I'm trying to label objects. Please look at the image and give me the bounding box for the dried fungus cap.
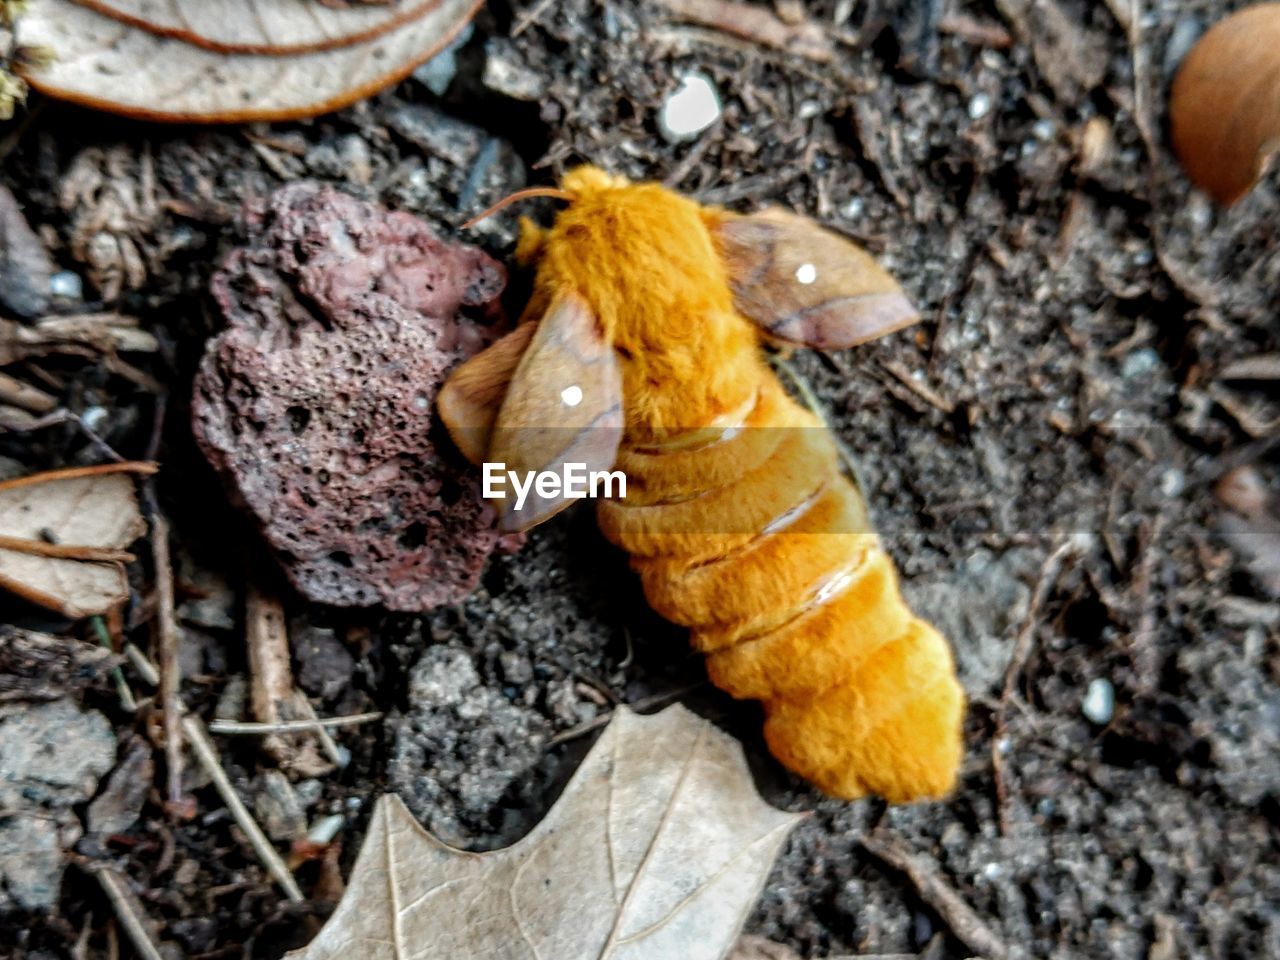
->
[1169,2,1280,205]
[192,182,509,611]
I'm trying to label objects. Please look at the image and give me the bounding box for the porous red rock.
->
[192,182,508,610]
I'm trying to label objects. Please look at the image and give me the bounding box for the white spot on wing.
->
[795,263,818,285]
[561,385,584,407]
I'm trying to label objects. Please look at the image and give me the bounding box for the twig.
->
[511,0,558,36]
[656,0,838,62]
[697,167,806,205]
[0,460,156,491]
[208,712,383,735]
[150,511,187,819]
[860,830,1010,960]
[850,98,910,209]
[938,12,1014,48]
[91,615,136,713]
[0,312,159,365]
[183,714,306,902]
[292,693,346,767]
[1128,510,1166,694]
[123,642,159,686]
[547,685,704,747]
[0,370,56,412]
[247,584,294,727]
[0,534,135,563]
[1125,0,1159,164]
[88,864,165,960]
[992,536,1088,835]
[878,359,956,414]
[246,585,333,776]
[122,643,305,902]
[664,132,716,190]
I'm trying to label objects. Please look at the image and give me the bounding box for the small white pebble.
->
[81,405,109,431]
[658,71,722,143]
[983,862,1003,880]
[841,197,864,220]
[1082,678,1115,725]
[49,270,83,300]
[968,92,992,120]
[413,394,430,411]
[1161,468,1185,498]
[307,814,345,845]
[1032,118,1056,142]
[798,99,822,120]
[1122,347,1161,380]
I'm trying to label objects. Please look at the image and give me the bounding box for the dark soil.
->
[2,1,1279,958]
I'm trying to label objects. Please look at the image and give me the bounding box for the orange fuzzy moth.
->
[438,167,964,802]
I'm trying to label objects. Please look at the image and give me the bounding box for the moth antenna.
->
[462,187,574,229]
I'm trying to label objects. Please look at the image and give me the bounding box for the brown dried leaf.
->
[1169,3,1280,205]
[0,462,154,618]
[288,705,802,960]
[18,0,481,122]
[76,0,453,54]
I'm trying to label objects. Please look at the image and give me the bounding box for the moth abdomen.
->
[598,380,964,802]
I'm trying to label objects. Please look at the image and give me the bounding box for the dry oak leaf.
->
[0,461,155,618]
[16,0,482,122]
[1169,2,1280,205]
[288,705,802,960]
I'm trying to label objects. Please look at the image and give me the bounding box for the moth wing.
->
[489,291,623,532]
[438,322,538,465]
[713,207,920,350]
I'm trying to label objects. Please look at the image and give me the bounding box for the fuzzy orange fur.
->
[514,167,965,802]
